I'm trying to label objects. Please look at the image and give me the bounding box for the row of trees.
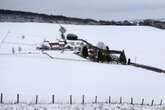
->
[81,45,127,64]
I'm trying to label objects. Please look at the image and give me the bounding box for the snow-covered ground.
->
[1,103,165,110]
[0,23,165,108]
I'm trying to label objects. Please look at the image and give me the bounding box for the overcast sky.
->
[1,0,165,20]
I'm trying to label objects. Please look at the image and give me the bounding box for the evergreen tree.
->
[119,50,127,64]
[81,46,88,58]
[105,46,111,63]
[97,50,103,62]
[128,58,131,65]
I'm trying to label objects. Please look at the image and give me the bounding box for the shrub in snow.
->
[97,46,111,63]
[97,41,106,49]
[12,47,15,54]
[18,47,22,53]
[21,35,25,39]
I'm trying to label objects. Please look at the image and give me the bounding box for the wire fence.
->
[0,93,164,106]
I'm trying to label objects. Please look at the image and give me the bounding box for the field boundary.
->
[0,93,164,107]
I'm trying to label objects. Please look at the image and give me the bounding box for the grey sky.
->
[1,0,165,20]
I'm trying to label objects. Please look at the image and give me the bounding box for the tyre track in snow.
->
[42,51,89,62]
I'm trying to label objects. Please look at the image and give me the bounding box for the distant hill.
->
[0,9,100,25]
[0,9,165,29]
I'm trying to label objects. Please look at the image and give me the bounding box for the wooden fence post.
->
[109,96,111,104]
[160,99,163,106]
[82,95,85,104]
[151,99,154,106]
[141,98,144,105]
[35,95,38,104]
[120,97,122,104]
[131,97,133,105]
[52,94,55,104]
[70,95,72,104]
[95,96,97,104]
[17,94,19,104]
[0,93,3,104]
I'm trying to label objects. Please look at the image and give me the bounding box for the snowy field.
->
[1,103,165,110]
[0,23,165,109]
